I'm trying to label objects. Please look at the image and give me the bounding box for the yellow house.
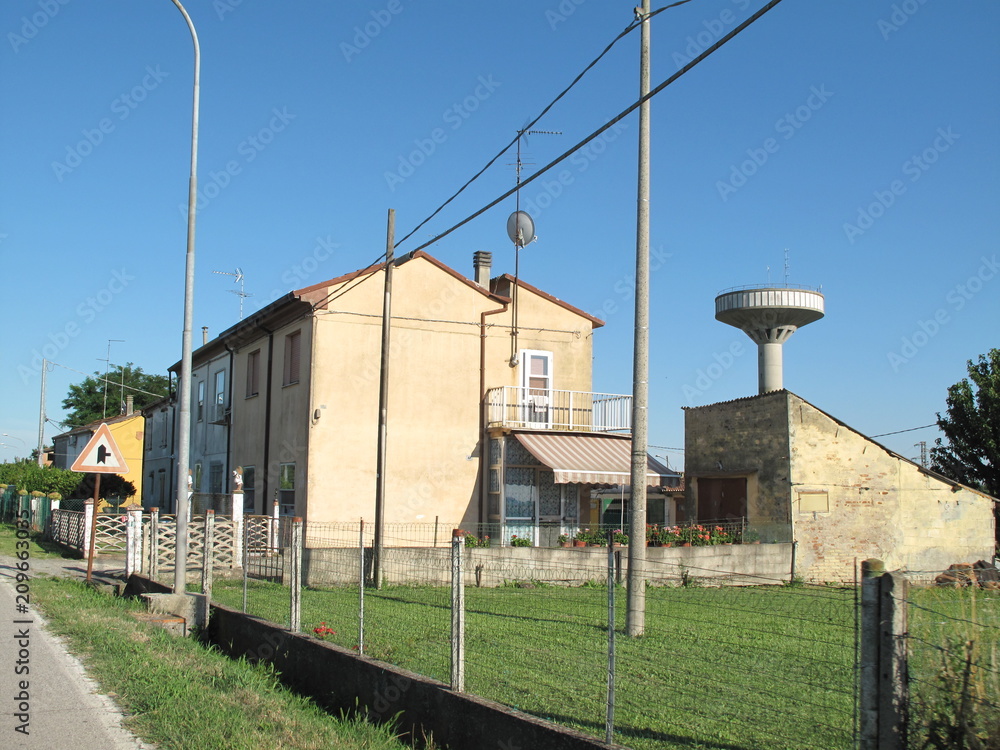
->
[204,250,675,540]
[52,411,145,508]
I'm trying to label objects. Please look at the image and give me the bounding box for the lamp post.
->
[168,0,201,595]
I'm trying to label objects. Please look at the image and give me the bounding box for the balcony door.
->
[520,349,552,428]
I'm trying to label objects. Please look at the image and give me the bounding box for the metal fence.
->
[900,564,1000,749]
[213,523,859,750]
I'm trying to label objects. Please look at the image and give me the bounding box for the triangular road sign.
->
[70,423,129,474]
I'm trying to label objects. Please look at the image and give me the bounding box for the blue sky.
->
[1,0,997,470]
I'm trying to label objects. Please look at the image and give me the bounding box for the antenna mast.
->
[213,268,252,320]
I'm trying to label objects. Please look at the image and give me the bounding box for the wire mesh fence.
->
[204,524,860,749]
[901,564,1000,749]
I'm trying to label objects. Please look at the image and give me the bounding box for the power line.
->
[870,423,937,438]
[402,0,787,256]
[47,360,167,399]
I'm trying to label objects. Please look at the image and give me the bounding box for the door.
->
[697,477,748,521]
[520,350,552,427]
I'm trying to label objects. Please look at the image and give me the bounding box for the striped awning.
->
[513,432,677,487]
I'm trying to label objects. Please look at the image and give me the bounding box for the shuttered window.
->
[246,349,260,397]
[283,331,301,386]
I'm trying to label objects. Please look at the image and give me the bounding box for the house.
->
[149,250,674,541]
[141,392,177,511]
[52,408,146,506]
[682,390,996,581]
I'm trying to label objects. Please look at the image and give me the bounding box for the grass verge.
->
[1,527,416,750]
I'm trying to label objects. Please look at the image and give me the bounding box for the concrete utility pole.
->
[170,0,201,595]
[37,359,47,466]
[626,0,652,638]
[373,208,395,590]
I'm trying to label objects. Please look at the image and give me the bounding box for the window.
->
[156,469,166,509]
[283,331,301,386]
[519,350,553,426]
[279,463,295,515]
[214,370,226,419]
[193,462,203,492]
[246,350,260,397]
[209,461,223,495]
[242,466,256,513]
[196,381,205,421]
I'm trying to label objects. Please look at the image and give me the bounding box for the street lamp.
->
[2,434,26,447]
[168,0,201,595]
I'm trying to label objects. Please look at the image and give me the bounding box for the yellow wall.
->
[105,414,145,507]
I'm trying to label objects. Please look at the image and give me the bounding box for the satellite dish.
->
[506,211,535,248]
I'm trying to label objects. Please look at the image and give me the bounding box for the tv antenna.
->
[213,268,252,320]
[507,127,560,367]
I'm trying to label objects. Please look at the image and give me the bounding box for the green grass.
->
[906,585,1000,749]
[214,576,858,750]
[0,522,80,559]
[0,526,418,750]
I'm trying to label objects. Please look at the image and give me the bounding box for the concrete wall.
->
[201,598,621,750]
[302,543,793,588]
[788,393,995,582]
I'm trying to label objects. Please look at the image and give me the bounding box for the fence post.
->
[289,517,303,632]
[860,559,909,750]
[83,499,94,558]
[358,519,365,656]
[606,527,616,745]
[241,517,250,614]
[125,504,143,578]
[149,508,160,579]
[201,510,216,605]
[47,496,60,540]
[232,489,244,569]
[269,499,279,552]
[450,529,465,692]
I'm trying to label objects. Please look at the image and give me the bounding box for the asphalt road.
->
[0,555,154,750]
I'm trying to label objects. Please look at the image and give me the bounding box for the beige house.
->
[683,390,996,582]
[194,250,675,540]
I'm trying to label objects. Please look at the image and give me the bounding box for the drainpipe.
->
[223,343,235,500]
[479,300,509,524]
[261,326,274,513]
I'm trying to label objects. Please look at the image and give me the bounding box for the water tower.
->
[715,284,825,394]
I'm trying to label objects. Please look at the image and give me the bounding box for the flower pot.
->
[682,542,692,547]
[663,543,672,548]
[574,540,587,547]
[560,541,572,548]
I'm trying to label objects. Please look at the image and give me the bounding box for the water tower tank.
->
[715,285,825,394]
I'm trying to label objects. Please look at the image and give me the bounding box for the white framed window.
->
[519,349,553,427]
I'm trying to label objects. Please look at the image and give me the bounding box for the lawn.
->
[212,577,858,750]
[0,525,418,750]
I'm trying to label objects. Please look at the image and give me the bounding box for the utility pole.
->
[37,359,47,466]
[626,0,651,638]
[373,208,395,590]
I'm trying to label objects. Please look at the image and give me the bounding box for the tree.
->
[930,348,1000,499]
[0,461,83,497]
[61,363,170,428]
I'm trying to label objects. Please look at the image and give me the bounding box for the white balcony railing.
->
[486,386,631,432]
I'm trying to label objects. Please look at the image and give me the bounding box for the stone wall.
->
[683,391,792,539]
[302,542,794,588]
[788,393,995,582]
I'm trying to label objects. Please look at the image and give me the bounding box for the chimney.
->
[202,326,209,345]
[126,395,134,415]
[473,251,492,288]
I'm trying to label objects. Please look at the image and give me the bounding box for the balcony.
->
[486,386,631,432]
